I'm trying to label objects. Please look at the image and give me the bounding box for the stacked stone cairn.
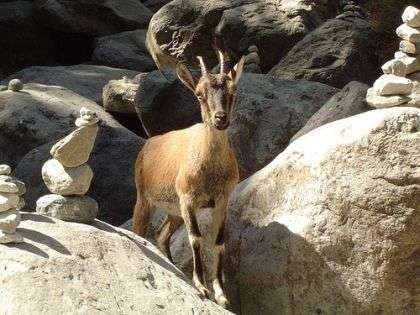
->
[0,164,26,244]
[367,6,420,108]
[36,108,100,223]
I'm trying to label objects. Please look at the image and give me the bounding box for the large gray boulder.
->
[34,0,153,36]
[146,0,339,71]
[2,64,138,105]
[0,83,143,225]
[0,213,230,315]
[269,16,380,88]
[291,81,372,141]
[92,30,157,72]
[224,107,420,314]
[135,71,338,178]
[0,1,56,79]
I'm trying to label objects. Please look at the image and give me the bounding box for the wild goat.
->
[132,51,244,308]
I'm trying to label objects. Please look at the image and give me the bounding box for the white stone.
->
[394,51,407,59]
[50,124,98,168]
[396,24,420,43]
[75,117,99,127]
[400,40,420,55]
[381,59,406,76]
[0,213,229,314]
[373,74,413,95]
[0,165,11,176]
[0,231,23,244]
[8,79,23,92]
[402,6,420,28]
[0,209,21,233]
[0,193,19,212]
[42,159,93,196]
[0,176,25,195]
[0,178,18,193]
[36,194,99,223]
[366,88,410,108]
[383,56,420,75]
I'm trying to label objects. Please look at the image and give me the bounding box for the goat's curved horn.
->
[218,50,226,74]
[197,56,208,75]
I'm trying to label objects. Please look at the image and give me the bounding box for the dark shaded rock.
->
[142,0,172,12]
[2,65,138,105]
[0,1,56,79]
[92,30,156,72]
[135,71,338,178]
[146,0,339,72]
[34,0,153,36]
[269,16,380,88]
[291,81,371,142]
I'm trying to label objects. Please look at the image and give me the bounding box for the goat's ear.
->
[228,56,245,85]
[176,63,197,92]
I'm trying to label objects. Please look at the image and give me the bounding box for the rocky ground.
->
[0,1,419,314]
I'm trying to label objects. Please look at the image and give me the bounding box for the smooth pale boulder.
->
[399,40,420,55]
[0,193,19,212]
[402,6,420,28]
[42,159,93,196]
[366,88,410,108]
[0,231,23,244]
[50,124,98,168]
[225,107,420,314]
[392,54,420,74]
[0,213,230,314]
[396,24,420,43]
[373,74,413,95]
[380,59,406,76]
[36,194,98,223]
[0,209,21,233]
[0,165,11,176]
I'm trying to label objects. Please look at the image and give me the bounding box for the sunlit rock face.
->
[224,107,420,314]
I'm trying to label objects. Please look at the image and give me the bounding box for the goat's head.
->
[176,51,245,131]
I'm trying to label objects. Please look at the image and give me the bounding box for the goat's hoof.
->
[215,294,229,309]
[195,283,210,298]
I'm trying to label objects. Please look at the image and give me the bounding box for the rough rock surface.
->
[34,0,153,36]
[223,107,420,314]
[0,1,56,79]
[135,71,338,178]
[0,213,230,314]
[291,81,371,141]
[146,0,339,71]
[1,65,138,105]
[366,88,411,108]
[50,124,99,168]
[373,74,413,95]
[42,159,93,196]
[1,83,144,225]
[0,209,21,234]
[269,16,379,88]
[36,194,98,223]
[103,75,143,113]
[92,30,156,72]
[143,0,172,12]
[0,193,19,212]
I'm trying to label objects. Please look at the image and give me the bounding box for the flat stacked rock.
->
[367,6,420,108]
[0,165,25,244]
[243,45,262,74]
[36,108,99,223]
[336,1,367,20]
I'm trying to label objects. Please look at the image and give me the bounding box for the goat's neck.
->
[199,124,230,159]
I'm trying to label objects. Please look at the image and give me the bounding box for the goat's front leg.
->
[179,196,210,298]
[210,197,229,308]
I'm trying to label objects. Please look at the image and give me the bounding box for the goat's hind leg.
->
[132,195,155,237]
[156,215,183,263]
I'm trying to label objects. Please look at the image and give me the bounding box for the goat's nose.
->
[215,111,227,123]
